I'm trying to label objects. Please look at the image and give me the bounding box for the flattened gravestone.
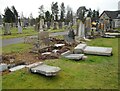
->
[84,46,112,56]
[30,62,61,76]
[74,44,87,53]
[65,54,84,60]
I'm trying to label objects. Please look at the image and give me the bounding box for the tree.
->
[76,6,88,22]
[29,13,35,26]
[38,5,44,19]
[45,11,51,22]
[60,2,65,21]
[51,2,59,21]
[66,6,73,25]
[87,8,92,17]
[3,7,15,23]
[11,6,18,25]
[91,10,99,22]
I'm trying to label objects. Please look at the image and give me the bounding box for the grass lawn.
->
[1,27,38,39]
[1,43,33,54]
[2,38,118,89]
[1,26,68,39]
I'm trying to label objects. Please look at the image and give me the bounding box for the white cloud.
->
[0,0,119,18]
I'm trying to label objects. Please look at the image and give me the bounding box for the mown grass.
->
[1,27,38,39]
[2,38,118,89]
[1,43,33,54]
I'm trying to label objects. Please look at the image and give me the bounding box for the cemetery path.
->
[1,31,68,47]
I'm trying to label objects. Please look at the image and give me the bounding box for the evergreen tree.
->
[3,7,15,23]
[60,2,65,22]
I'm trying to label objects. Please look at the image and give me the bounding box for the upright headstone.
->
[47,21,51,29]
[39,19,44,32]
[59,21,62,29]
[18,21,22,33]
[53,22,57,29]
[78,21,85,38]
[85,17,91,36]
[4,23,11,35]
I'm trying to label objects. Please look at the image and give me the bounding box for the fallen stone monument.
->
[9,65,26,72]
[29,62,61,76]
[74,44,112,56]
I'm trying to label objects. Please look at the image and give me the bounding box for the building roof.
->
[100,10,120,19]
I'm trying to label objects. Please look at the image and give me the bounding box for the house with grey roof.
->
[100,10,120,29]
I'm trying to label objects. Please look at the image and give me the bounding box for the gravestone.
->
[4,23,11,35]
[84,46,112,56]
[53,22,57,29]
[85,17,91,36]
[30,62,61,76]
[74,44,87,53]
[18,22,22,33]
[78,21,85,38]
[47,21,51,29]
[38,31,50,48]
[39,19,44,31]
[58,21,62,29]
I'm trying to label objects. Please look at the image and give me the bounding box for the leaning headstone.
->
[38,31,50,47]
[4,23,11,35]
[0,63,8,72]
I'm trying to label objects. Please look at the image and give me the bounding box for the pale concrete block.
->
[9,65,26,72]
[30,64,61,76]
[84,46,112,56]
[65,54,84,60]
[61,50,72,57]
[74,44,87,53]
[0,63,8,72]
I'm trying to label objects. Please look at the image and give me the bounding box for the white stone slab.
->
[0,63,8,72]
[84,46,112,56]
[41,52,51,55]
[105,33,120,36]
[61,50,72,57]
[65,54,84,60]
[74,44,87,53]
[9,65,26,72]
[26,62,43,68]
[54,44,65,47]
[30,64,61,76]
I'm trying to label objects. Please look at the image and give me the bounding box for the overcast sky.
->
[0,0,119,18]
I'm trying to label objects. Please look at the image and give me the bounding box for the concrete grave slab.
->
[26,62,43,68]
[74,44,87,53]
[65,54,84,60]
[84,46,112,56]
[30,64,61,76]
[54,44,65,47]
[9,65,26,72]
